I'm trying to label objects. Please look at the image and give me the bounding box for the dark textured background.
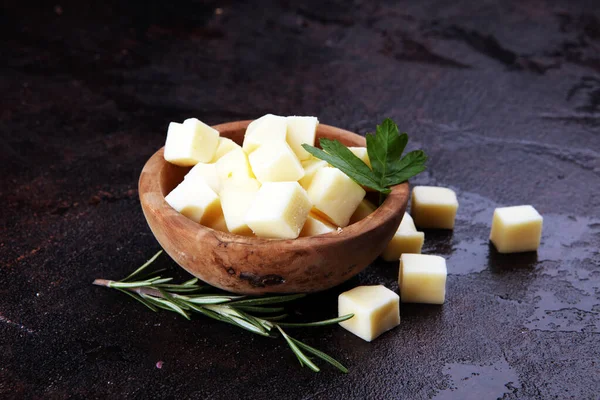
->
[1,0,599,399]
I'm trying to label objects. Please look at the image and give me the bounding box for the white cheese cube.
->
[164,119,219,166]
[298,158,328,189]
[350,199,377,224]
[242,114,287,154]
[490,205,543,253]
[245,182,312,239]
[248,141,305,183]
[348,147,371,168]
[399,254,447,304]
[299,212,337,237]
[205,213,229,233]
[286,116,318,161]
[215,148,255,182]
[211,137,241,162]
[184,162,221,194]
[381,213,424,261]
[338,285,400,342]
[307,167,366,227]
[411,186,459,229]
[220,179,261,236]
[165,176,222,225]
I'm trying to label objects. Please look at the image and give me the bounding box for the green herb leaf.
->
[302,118,427,196]
[302,141,390,194]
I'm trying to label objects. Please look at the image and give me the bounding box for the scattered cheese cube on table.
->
[248,141,304,183]
[298,157,328,189]
[350,199,377,224]
[165,176,222,226]
[490,205,543,253]
[411,186,459,229]
[242,114,287,154]
[348,146,371,168]
[220,179,261,236]
[164,119,220,166]
[381,213,424,261]
[245,182,312,239]
[184,162,221,194]
[215,148,255,181]
[399,254,447,304]
[299,212,337,236]
[338,285,400,342]
[307,167,366,227]
[211,137,241,162]
[286,116,318,161]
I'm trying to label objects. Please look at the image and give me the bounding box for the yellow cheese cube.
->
[211,137,241,162]
[184,162,221,194]
[399,254,447,304]
[338,285,400,342]
[248,141,305,183]
[164,119,219,166]
[242,114,287,154]
[165,176,222,226]
[220,179,261,236]
[350,199,377,224]
[381,213,424,261]
[205,213,229,233]
[411,186,459,229]
[298,158,328,189]
[490,205,543,253]
[215,148,255,181]
[286,116,318,160]
[307,167,366,227]
[348,147,371,168]
[245,182,312,239]
[299,212,337,237]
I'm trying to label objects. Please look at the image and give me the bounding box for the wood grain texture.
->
[139,121,409,294]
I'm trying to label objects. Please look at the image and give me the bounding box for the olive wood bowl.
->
[139,120,409,294]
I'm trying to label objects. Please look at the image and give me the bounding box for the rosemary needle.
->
[93,250,353,373]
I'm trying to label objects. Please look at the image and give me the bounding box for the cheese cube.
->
[348,147,371,168]
[490,205,543,253]
[220,179,261,236]
[211,137,241,162]
[411,186,459,229]
[298,158,328,189]
[381,213,425,261]
[350,199,377,224]
[206,214,229,233]
[184,162,221,194]
[242,114,287,154]
[299,213,337,237]
[215,148,255,181]
[286,116,318,160]
[245,182,312,239]
[248,141,305,183]
[399,254,447,304]
[307,167,366,227]
[164,119,219,166]
[338,285,400,342]
[165,177,222,225]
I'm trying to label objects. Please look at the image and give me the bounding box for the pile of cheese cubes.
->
[163,114,376,239]
[338,186,544,342]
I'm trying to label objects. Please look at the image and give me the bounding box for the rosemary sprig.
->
[93,250,353,373]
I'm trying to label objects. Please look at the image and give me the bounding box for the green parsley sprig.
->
[302,118,427,197]
[93,251,353,373]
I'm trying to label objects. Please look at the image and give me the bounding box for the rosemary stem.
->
[93,279,165,298]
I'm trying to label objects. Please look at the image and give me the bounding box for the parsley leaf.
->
[301,118,427,195]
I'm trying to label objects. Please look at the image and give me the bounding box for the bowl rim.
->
[139,120,409,248]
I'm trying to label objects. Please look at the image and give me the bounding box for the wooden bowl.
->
[139,121,409,294]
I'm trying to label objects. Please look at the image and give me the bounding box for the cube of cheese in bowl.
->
[139,120,410,294]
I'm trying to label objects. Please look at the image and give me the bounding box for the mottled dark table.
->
[1,1,599,399]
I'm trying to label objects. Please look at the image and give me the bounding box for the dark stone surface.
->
[1,0,599,398]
